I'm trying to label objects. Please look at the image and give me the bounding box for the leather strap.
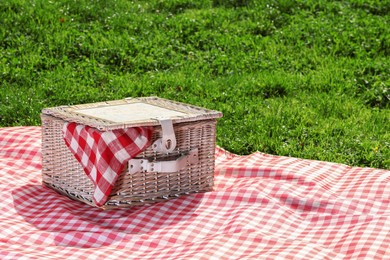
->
[152,118,177,153]
[128,148,198,174]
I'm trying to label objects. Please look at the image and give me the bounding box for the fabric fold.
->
[63,122,153,206]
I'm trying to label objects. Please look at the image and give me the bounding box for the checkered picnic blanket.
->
[0,126,389,259]
[63,122,153,206]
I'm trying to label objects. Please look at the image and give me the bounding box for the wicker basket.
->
[41,97,222,209]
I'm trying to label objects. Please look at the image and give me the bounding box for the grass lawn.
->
[1,0,389,169]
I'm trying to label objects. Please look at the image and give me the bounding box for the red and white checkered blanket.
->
[63,122,153,206]
[1,126,389,259]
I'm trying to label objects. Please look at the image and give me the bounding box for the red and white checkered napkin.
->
[62,122,153,206]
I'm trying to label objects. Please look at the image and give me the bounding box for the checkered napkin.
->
[62,122,153,206]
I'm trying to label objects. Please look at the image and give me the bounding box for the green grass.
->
[1,0,389,169]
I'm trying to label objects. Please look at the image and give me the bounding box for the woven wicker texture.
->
[41,97,221,209]
[42,96,222,130]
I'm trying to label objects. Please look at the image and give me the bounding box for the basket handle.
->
[128,148,198,174]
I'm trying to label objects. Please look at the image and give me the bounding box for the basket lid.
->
[41,97,223,131]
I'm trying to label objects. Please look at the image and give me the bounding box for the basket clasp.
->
[152,118,177,153]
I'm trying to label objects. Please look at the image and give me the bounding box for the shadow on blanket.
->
[12,184,202,248]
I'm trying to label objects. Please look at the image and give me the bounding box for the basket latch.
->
[152,118,177,153]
